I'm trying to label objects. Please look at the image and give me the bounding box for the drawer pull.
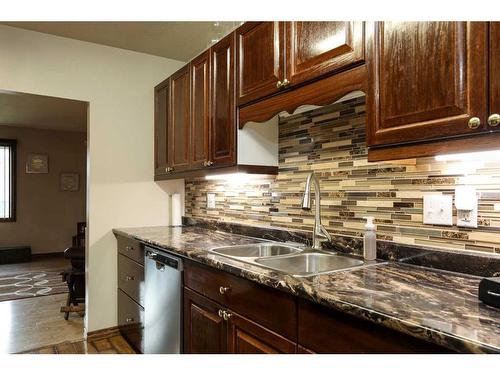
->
[219,286,231,295]
[217,309,232,321]
[125,317,135,323]
[125,246,134,251]
[125,275,135,281]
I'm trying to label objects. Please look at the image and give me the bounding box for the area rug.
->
[0,271,68,302]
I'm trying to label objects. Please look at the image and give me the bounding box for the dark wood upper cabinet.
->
[286,21,365,87]
[366,22,488,147]
[236,22,285,106]
[169,65,191,172]
[211,33,236,168]
[154,79,170,176]
[227,312,296,354]
[183,287,226,354]
[190,51,210,169]
[490,22,500,120]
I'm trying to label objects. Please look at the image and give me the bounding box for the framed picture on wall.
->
[26,153,49,173]
[60,173,79,191]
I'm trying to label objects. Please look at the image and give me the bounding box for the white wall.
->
[0,25,185,332]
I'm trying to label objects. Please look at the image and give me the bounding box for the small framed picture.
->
[26,154,49,173]
[60,173,79,191]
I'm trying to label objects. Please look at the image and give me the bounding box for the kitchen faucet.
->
[301,172,332,250]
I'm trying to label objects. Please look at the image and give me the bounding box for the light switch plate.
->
[423,195,453,226]
[207,193,216,209]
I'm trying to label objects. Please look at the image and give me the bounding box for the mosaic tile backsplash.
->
[185,95,500,255]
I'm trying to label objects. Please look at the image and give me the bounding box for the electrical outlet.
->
[423,195,453,226]
[207,193,216,209]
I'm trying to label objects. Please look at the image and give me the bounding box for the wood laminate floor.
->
[22,334,135,354]
[0,255,84,354]
[0,254,70,275]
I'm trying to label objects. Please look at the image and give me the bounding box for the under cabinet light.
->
[435,150,500,162]
[205,173,251,183]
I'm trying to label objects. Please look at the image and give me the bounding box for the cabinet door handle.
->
[125,246,134,251]
[488,113,499,127]
[125,275,135,281]
[206,160,214,167]
[282,78,290,87]
[276,80,283,89]
[219,286,231,295]
[125,317,134,323]
[218,309,224,318]
[223,311,232,321]
[468,117,481,129]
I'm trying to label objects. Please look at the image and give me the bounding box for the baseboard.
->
[86,326,121,341]
[31,252,65,259]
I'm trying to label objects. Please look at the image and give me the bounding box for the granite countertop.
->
[113,225,500,354]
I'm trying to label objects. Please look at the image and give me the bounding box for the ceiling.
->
[2,21,242,62]
[0,90,88,132]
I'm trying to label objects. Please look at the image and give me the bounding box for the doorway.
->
[0,89,88,353]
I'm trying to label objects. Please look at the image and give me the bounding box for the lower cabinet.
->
[183,287,296,354]
[183,259,453,354]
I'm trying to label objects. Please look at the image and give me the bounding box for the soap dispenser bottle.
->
[363,216,376,261]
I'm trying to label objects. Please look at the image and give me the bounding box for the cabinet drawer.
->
[117,235,144,265]
[118,289,144,353]
[184,260,296,340]
[118,254,145,307]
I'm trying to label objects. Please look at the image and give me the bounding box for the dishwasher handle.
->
[145,247,183,272]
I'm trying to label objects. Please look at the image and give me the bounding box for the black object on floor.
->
[0,246,31,264]
[479,277,500,309]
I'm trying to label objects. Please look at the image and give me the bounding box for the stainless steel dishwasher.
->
[144,246,183,354]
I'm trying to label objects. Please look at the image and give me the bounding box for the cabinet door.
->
[183,287,226,353]
[236,22,285,106]
[490,22,500,122]
[286,22,364,87]
[210,33,236,167]
[190,51,210,169]
[169,65,191,172]
[154,79,170,176]
[367,22,488,147]
[227,311,296,354]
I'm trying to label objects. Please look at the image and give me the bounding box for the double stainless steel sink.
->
[210,243,366,277]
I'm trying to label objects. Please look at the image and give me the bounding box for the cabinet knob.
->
[282,78,290,87]
[125,275,135,281]
[206,160,214,167]
[468,117,481,129]
[218,309,224,318]
[125,246,134,251]
[165,166,174,173]
[488,113,500,127]
[276,80,283,89]
[125,317,134,323]
[219,286,231,295]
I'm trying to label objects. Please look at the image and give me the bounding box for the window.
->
[0,139,16,222]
